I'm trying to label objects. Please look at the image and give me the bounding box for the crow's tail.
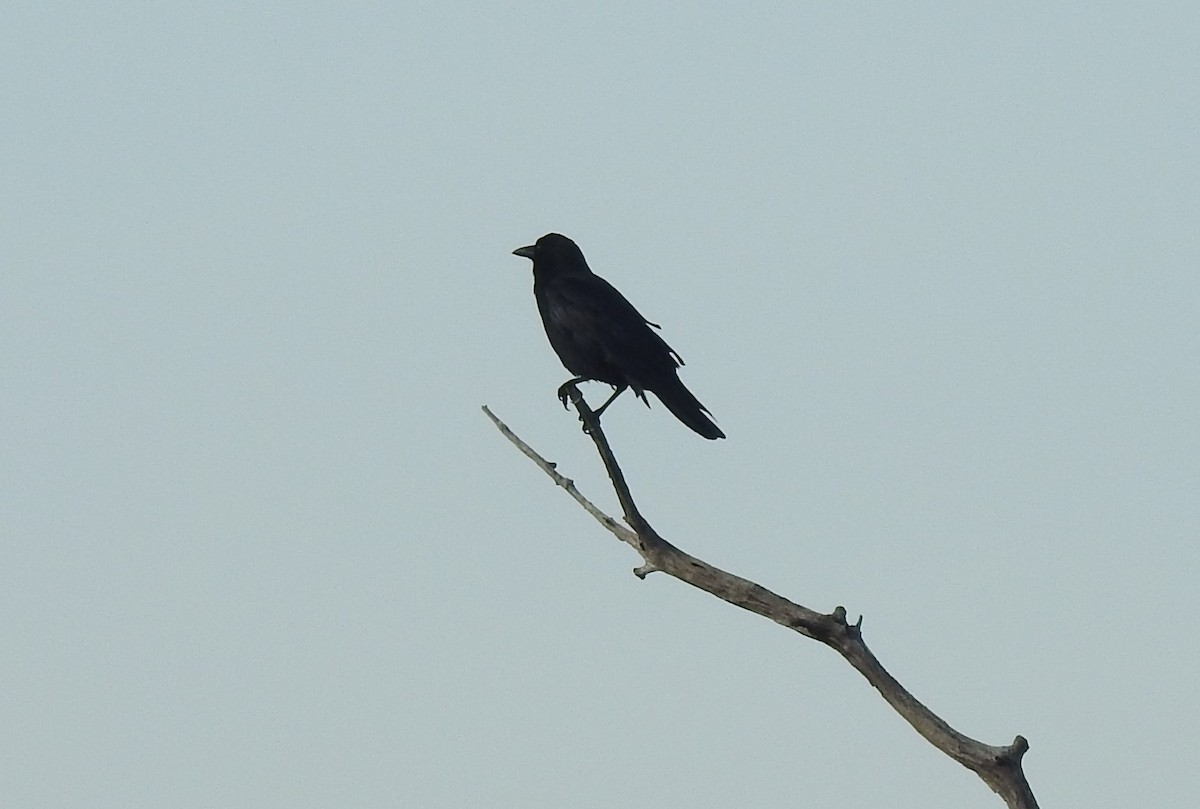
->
[651,374,725,440]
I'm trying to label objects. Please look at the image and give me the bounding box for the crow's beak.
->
[512,245,536,260]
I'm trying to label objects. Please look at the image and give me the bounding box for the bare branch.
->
[483,395,1039,809]
[481,405,636,545]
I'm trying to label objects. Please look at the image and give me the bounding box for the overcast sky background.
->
[4,3,1198,807]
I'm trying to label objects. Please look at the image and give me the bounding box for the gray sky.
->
[4,3,1198,807]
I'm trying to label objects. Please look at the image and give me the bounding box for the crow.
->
[513,233,724,440]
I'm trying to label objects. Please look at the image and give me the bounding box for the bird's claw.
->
[556,380,581,410]
[556,386,572,410]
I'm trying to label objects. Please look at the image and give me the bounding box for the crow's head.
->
[512,233,590,274]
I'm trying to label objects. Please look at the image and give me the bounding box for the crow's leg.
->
[592,385,628,417]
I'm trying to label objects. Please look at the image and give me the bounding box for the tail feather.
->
[650,374,725,440]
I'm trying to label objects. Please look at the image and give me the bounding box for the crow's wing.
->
[536,273,682,389]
